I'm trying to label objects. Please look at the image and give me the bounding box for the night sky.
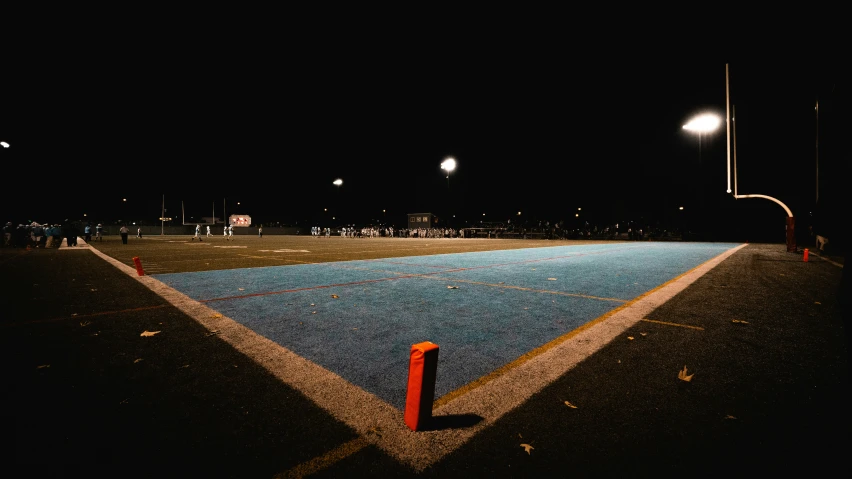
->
[3,45,844,241]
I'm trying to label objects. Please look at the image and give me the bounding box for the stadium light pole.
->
[682,112,721,240]
[441,157,456,189]
[333,179,343,223]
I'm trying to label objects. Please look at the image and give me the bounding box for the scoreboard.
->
[229,215,252,227]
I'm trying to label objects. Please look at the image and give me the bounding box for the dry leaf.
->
[310,303,315,306]
[312,311,317,314]
[640,332,647,336]
[447,285,459,289]
[547,278,557,281]
[814,301,821,305]
[732,319,749,324]
[205,330,220,337]
[627,336,634,340]
[725,415,737,420]
[238,288,245,291]
[140,330,161,337]
[37,364,50,369]
[331,294,339,298]
[678,365,694,382]
[564,401,577,409]
[134,358,143,363]
[211,313,222,319]
[521,443,534,455]
[80,321,91,327]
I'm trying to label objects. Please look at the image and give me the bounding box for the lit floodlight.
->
[333,179,343,187]
[0,141,9,148]
[441,157,456,173]
[682,113,721,133]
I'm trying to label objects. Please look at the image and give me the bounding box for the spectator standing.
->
[63,221,78,247]
[119,225,129,244]
[3,221,13,246]
[32,223,45,248]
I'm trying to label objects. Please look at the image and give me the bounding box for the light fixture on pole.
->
[440,157,456,188]
[682,113,722,165]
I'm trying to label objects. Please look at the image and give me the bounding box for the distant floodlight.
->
[441,157,457,173]
[333,179,343,187]
[683,113,721,133]
[0,141,9,148]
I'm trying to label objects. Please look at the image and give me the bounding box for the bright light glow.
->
[683,113,722,133]
[679,206,684,210]
[441,157,457,173]
[333,179,343,186]
[0,141,9,148]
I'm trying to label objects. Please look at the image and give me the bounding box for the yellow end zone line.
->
[641,318,705,330]
[329,264,628,303]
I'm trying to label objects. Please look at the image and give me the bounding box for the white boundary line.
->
[86,243,748,471]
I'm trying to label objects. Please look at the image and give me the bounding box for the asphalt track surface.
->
[2,236,849,478]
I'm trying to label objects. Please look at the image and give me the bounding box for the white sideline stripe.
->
[86,243,748,472]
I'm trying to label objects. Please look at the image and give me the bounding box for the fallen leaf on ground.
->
[547,278,557,281]
[37,364,50,369]
[312,311,317,314]
[447,285,459,289]
[238,288,245,291]
[678,366,694,382]
[815,301,821,305]
[140,330,161,337]
[564,401,577,409]
[725,415,737,420]
[80,321,91,327]
[134,358,143,363]
[211,313,222,318]
[205,330,220,337]
[331,294,339,298]
[640,332,647,336]
[732,319,749,324]
[521,444,534,455]
[627,336,634,340]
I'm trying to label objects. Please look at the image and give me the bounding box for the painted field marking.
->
[641,318,706,330]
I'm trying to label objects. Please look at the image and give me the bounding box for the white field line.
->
[86,243,747,471]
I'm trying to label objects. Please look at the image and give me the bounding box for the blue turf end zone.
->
[154,242,739,409]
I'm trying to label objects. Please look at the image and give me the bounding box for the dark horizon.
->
[2,60,844,244]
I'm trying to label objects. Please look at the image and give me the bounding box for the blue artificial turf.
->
[154,242,739,409]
